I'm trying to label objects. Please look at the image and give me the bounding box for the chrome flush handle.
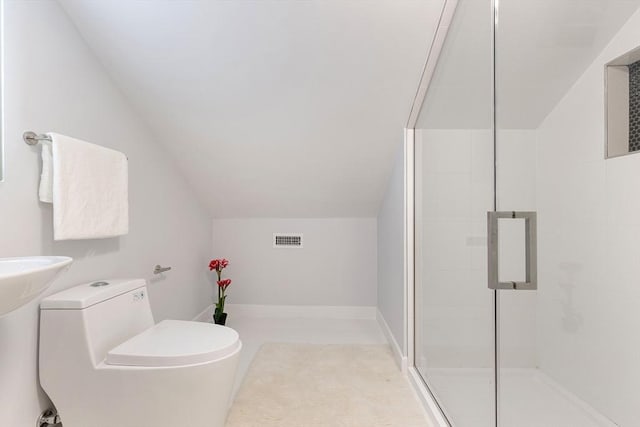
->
[153,265,172,274]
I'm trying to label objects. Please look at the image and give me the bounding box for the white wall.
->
[0,1,211,425]
[376,142,406,354]
[535,7,640,426]
[211,218,377,307]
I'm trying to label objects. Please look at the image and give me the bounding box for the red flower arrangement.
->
[209,258,231,324]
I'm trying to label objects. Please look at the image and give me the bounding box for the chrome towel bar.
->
[23,131,52,146]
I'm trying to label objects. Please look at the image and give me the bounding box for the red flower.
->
[217,279,232,290]
[209,258,229,271]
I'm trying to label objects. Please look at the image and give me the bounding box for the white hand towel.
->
[49,133,129,240]
[39,140,53,203]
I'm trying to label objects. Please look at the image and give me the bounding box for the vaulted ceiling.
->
[58,0,445,217]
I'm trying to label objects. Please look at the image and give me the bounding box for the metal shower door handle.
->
[487,211,537,290]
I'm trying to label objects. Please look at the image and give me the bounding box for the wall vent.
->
[273,233,303,248]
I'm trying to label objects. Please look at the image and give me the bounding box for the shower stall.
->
[410,0,640,426]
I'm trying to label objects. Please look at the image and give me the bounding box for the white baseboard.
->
[195,303,377,320]
[376,309,408,373]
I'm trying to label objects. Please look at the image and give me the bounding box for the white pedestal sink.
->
[0,256,73,316]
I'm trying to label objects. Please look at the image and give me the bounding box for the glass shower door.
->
[413,0,496,425]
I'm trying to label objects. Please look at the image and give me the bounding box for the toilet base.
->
[44,346,241,427]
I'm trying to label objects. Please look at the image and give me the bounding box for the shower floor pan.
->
[424,368,616,427]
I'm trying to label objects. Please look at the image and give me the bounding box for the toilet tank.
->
[40,279,154,367]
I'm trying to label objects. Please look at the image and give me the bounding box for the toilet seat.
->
[106,320,240,367]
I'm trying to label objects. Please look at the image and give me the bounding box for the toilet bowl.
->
[39,279,241,427]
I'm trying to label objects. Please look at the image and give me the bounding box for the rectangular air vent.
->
[273,233,303,248]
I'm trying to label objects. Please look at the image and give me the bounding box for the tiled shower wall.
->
[629,60,640,151]
[536,7,640,425]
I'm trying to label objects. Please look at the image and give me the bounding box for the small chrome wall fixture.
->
[153,265,171,274]
[605,45,640,158]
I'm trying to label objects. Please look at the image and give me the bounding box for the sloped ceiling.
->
[58,0,444,217]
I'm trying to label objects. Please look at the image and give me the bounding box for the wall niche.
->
[606,46,640,158]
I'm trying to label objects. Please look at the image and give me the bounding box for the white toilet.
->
[39,279,241,427]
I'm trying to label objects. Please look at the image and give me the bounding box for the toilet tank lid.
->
[40,279,146,310]
[106,320,241,367]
